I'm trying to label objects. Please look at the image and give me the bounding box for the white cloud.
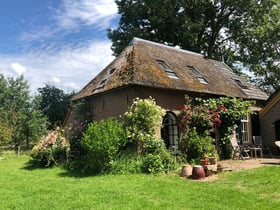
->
[56,0,118,30]
[0,40,115,93]
[2,0,119,94]
[20,0,118,45]
[52,77,61,83]
[10,62,27,75]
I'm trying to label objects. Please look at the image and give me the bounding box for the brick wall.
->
[260,100,280,147]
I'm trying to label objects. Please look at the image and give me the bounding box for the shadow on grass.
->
[57,170,97,178]
[21,159,97,178]
[260,162,280,166]
[21,159,53,170]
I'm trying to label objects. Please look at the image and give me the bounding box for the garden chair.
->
[230,138,250,160]
[253,136,275,158]
[251,136,263,158]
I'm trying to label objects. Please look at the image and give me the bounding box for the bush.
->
[142,154,164,174]
[141,135,177,174]
[180,128,215,162]
[123,97,165,154]
[79,118,127,174]
[30,127,68,167]
[110,151,143,174]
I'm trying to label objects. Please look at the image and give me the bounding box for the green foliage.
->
[123,97,165,154]
[237,0,280,93]
[178,96,253,159]
[142,154,164,174]
[180,128,216,162]
[141,135,176,174]
[110,151,142,174]
[0,74,49,152]
[30,127,69,167]
[64,101,91,172]
[79,118,127,174]
[120,97,176,174]
[108,0,278,93]
[37,84,73,129]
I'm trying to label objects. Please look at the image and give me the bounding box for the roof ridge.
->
[130,37,206,58]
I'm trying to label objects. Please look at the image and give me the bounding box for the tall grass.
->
[0,152,280,209]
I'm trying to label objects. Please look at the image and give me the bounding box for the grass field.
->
[1,152,280,210]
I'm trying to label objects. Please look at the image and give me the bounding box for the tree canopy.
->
[37,84,73,129]
[0,74,48,152]
[108,0,279,93]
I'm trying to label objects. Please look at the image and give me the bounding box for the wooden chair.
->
[230,138,250,160]
[251,136,263,158]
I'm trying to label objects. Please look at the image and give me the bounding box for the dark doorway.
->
[161,112,179,153]
[275,120,280,140]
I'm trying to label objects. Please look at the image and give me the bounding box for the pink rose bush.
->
[31,127,69,167]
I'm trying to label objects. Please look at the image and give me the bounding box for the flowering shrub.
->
[178,96,227,137]
[178,96,252,159]
[123,97,165,154]
[30,127,69,167]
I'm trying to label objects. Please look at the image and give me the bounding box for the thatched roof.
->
[72,37,268,101]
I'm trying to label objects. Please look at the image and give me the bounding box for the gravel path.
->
[190,157,280,181]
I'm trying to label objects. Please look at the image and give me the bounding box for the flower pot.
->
[192,165,205,180]
[200,158,208,166]
[209,157,217,165]
[180,164,192,178]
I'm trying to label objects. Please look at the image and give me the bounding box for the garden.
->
[1,96,280,209]
[29,96,252,176]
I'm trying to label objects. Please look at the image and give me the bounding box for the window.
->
[232,78,248,89]
[109,68,116,75]
[157,60,179,79]
[187,65,208,84]
[96,78,107,90]
[93,68,116,92]
[236,115,249,144]
[161,112,179,154]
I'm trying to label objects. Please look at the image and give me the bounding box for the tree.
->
[108,0,279,92]
[37,84,73,129]
[0,74,48,153]
[236,0,280,93]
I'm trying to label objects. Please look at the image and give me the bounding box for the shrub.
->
[80,118,127,174]
[180,128,215,162]
[110,151,143,174]
[123,97,165,154]
[30,127,68,167]
[142,154,164,174]
[141,135,177,174]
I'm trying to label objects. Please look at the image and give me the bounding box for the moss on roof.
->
[72,37,268,101]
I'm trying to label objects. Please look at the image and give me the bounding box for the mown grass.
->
[0,152,280,210]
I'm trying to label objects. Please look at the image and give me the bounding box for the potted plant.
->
[199,147,209,165]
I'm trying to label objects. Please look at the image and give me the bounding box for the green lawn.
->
[1,152,280,210]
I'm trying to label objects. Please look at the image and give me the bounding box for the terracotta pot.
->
[180,164,192,178]
[192,165,205,180]
[209,157,217,165]
[200,158,209,166]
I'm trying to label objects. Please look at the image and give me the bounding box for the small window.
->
[96,79,107,90]
[109,68,116,75]
[232,78,248,89]
[187,66,208,84]
[157,60,179,79]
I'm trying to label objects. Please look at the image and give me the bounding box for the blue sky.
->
[0,0,119,93]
